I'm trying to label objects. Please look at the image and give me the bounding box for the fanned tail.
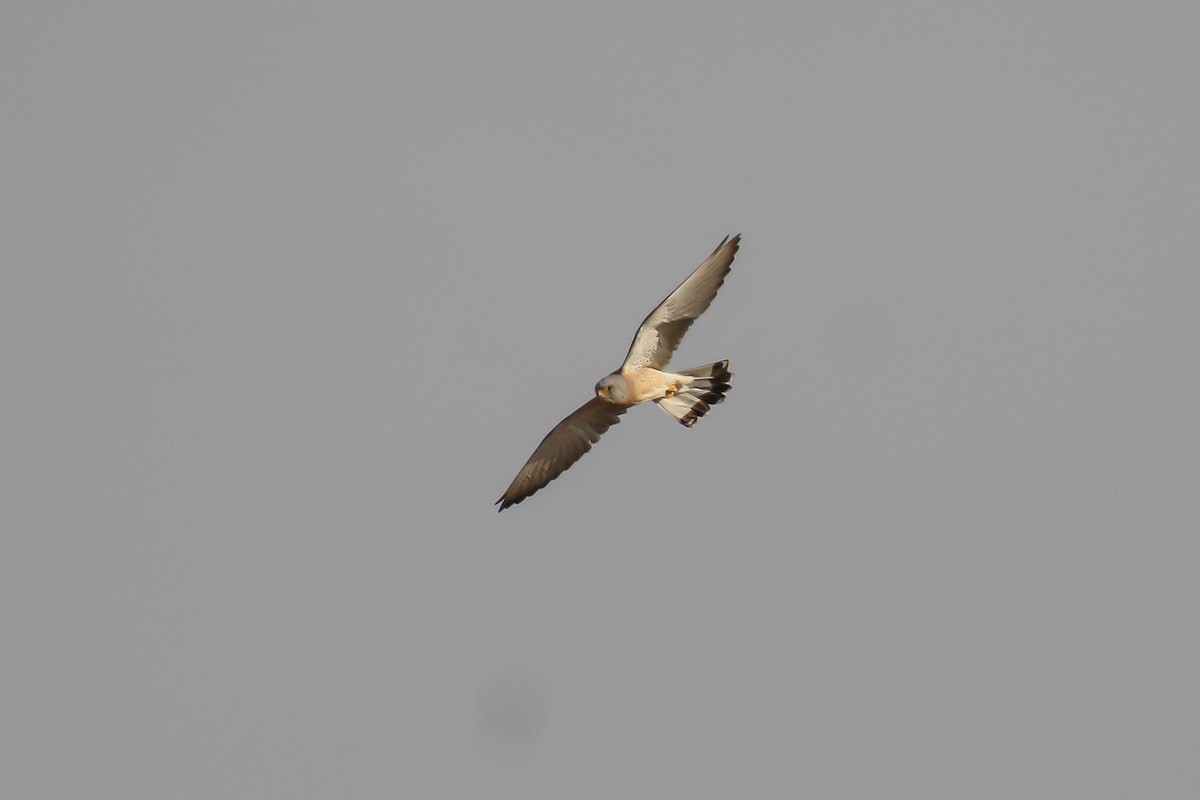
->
[655,360,732,427]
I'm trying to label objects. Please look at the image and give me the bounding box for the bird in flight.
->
[496,234,741,511]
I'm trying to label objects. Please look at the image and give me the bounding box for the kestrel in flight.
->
[496,234,741,511]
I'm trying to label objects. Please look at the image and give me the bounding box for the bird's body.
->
[604,367,682,405]
[496,235,741,511]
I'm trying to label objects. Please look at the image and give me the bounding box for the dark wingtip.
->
[496,493,525,512]
[713,233,741,256]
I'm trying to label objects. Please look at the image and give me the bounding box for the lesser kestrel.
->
[496,234,740,511]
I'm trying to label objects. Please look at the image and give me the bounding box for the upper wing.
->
[621,234,740,370]
[496,397,627,511]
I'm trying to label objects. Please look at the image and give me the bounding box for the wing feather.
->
[496,397,626,511]
[621,234,740,369]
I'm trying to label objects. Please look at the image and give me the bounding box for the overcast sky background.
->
[4,2,1199,798]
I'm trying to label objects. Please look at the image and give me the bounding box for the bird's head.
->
[595,373,629,404]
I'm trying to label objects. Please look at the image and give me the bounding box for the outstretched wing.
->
[496,397,627,511]
[621,234,740,370]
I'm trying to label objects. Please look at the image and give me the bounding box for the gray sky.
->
[4,2,1199,797]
